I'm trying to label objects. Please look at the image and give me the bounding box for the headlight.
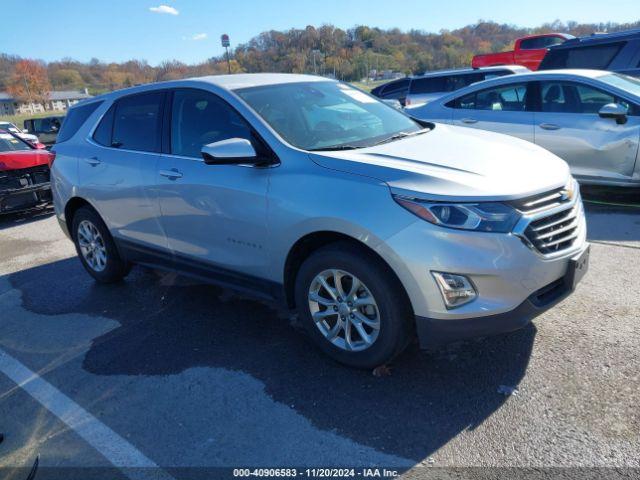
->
[393,196,521,233]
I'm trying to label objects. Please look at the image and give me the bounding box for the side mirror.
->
[599,103,628,125]
[201,138,263,165]
[34,142,47,150]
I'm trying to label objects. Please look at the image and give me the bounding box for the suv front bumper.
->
[415,245,589,350]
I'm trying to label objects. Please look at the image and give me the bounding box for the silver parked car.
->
[51,74,589,368]
[402,65,530,108]
[409,69,640,187]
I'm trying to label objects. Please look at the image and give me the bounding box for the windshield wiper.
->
[308,144,362,152]
[371,128,430,147]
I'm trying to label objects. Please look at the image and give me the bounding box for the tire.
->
[295,242,413,368]
[71,206,131,283]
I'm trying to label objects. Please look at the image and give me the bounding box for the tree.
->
[6,59,51,106]
[51,69,84,89]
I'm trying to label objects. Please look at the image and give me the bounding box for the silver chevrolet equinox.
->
[51,74,590,368]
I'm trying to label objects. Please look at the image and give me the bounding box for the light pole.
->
[221,34,231,74]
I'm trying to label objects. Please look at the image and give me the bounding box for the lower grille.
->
[523,201,580,255]
[0,165,50,191]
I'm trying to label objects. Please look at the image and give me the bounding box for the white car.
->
[0,121,39,144]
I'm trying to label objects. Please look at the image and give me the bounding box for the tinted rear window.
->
[112,91,164,152]
[541,42,624,70]
[381,78,409,96]
[410,76,447,94]
[57,101,102,143]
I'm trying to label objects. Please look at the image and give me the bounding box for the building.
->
[0,89,92,116]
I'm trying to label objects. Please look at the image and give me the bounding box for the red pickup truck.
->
[472,33,573,71]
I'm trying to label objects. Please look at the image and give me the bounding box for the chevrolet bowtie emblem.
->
[560,184,574,202]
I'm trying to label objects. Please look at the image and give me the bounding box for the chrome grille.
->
[524,202,581,254]
[509,186,567,214]
[511,182,582,256]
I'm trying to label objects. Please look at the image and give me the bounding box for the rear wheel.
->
[295,242,412,368]
[71,207,131,283]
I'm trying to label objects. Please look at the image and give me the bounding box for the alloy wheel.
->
[77,220,107,272]
[308,269,381,351]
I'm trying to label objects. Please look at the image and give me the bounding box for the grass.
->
[0,111,63,128]
[350,79,388,92]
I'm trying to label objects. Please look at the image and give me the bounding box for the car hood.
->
[308,123,570,201]
[0,150,53,171]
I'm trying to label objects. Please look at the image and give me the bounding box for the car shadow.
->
[9,257,536,462]
[0,207,54,231]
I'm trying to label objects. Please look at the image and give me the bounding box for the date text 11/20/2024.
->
[232,468,399,477]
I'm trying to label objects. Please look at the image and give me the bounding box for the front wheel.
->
[295,242,412,368]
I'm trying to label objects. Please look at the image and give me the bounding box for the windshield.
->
[0,122,21,135]
[235,81,422,150]
[0,133,32,152]
[599,73,640,98]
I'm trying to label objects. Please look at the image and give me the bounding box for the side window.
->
[112,91,164,152]
[170,89,252,158]
[541,82,615,114]
[381,78,409,98]
[454,92,476,110]
[410,77,446,94]
[57,101,103,143]
[446,74,481,92]
[475,84,527,111]
[483,70,512,81]
[93,104,115,146]
[565,43,624,69]
[575,84,615,113]
[520,36,566,50]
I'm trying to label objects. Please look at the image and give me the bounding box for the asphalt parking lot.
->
[0,195,639,479]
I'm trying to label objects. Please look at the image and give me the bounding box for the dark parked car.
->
[539,28,640,77]
[371,66,529,107]
[23,115,65,147]
[370,78,411,106]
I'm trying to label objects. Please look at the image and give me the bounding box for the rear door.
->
[451,81,535,142]
[81,91,167,249]
[533,80,640,182]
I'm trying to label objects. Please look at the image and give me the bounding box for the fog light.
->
[431,272,477,309]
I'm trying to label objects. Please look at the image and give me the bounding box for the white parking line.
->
[0,348,175,480]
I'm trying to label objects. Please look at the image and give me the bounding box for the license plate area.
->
[565,245,590,290]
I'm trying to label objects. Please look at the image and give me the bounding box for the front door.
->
[156,88,271,282]
[534,80,640,182]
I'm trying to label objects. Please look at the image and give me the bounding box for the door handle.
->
[85,157,101,166]
[461,118,478,124]
[539,123,561,131]
[159,169,183,180]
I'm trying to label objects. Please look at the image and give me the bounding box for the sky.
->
[1,0,638,66]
